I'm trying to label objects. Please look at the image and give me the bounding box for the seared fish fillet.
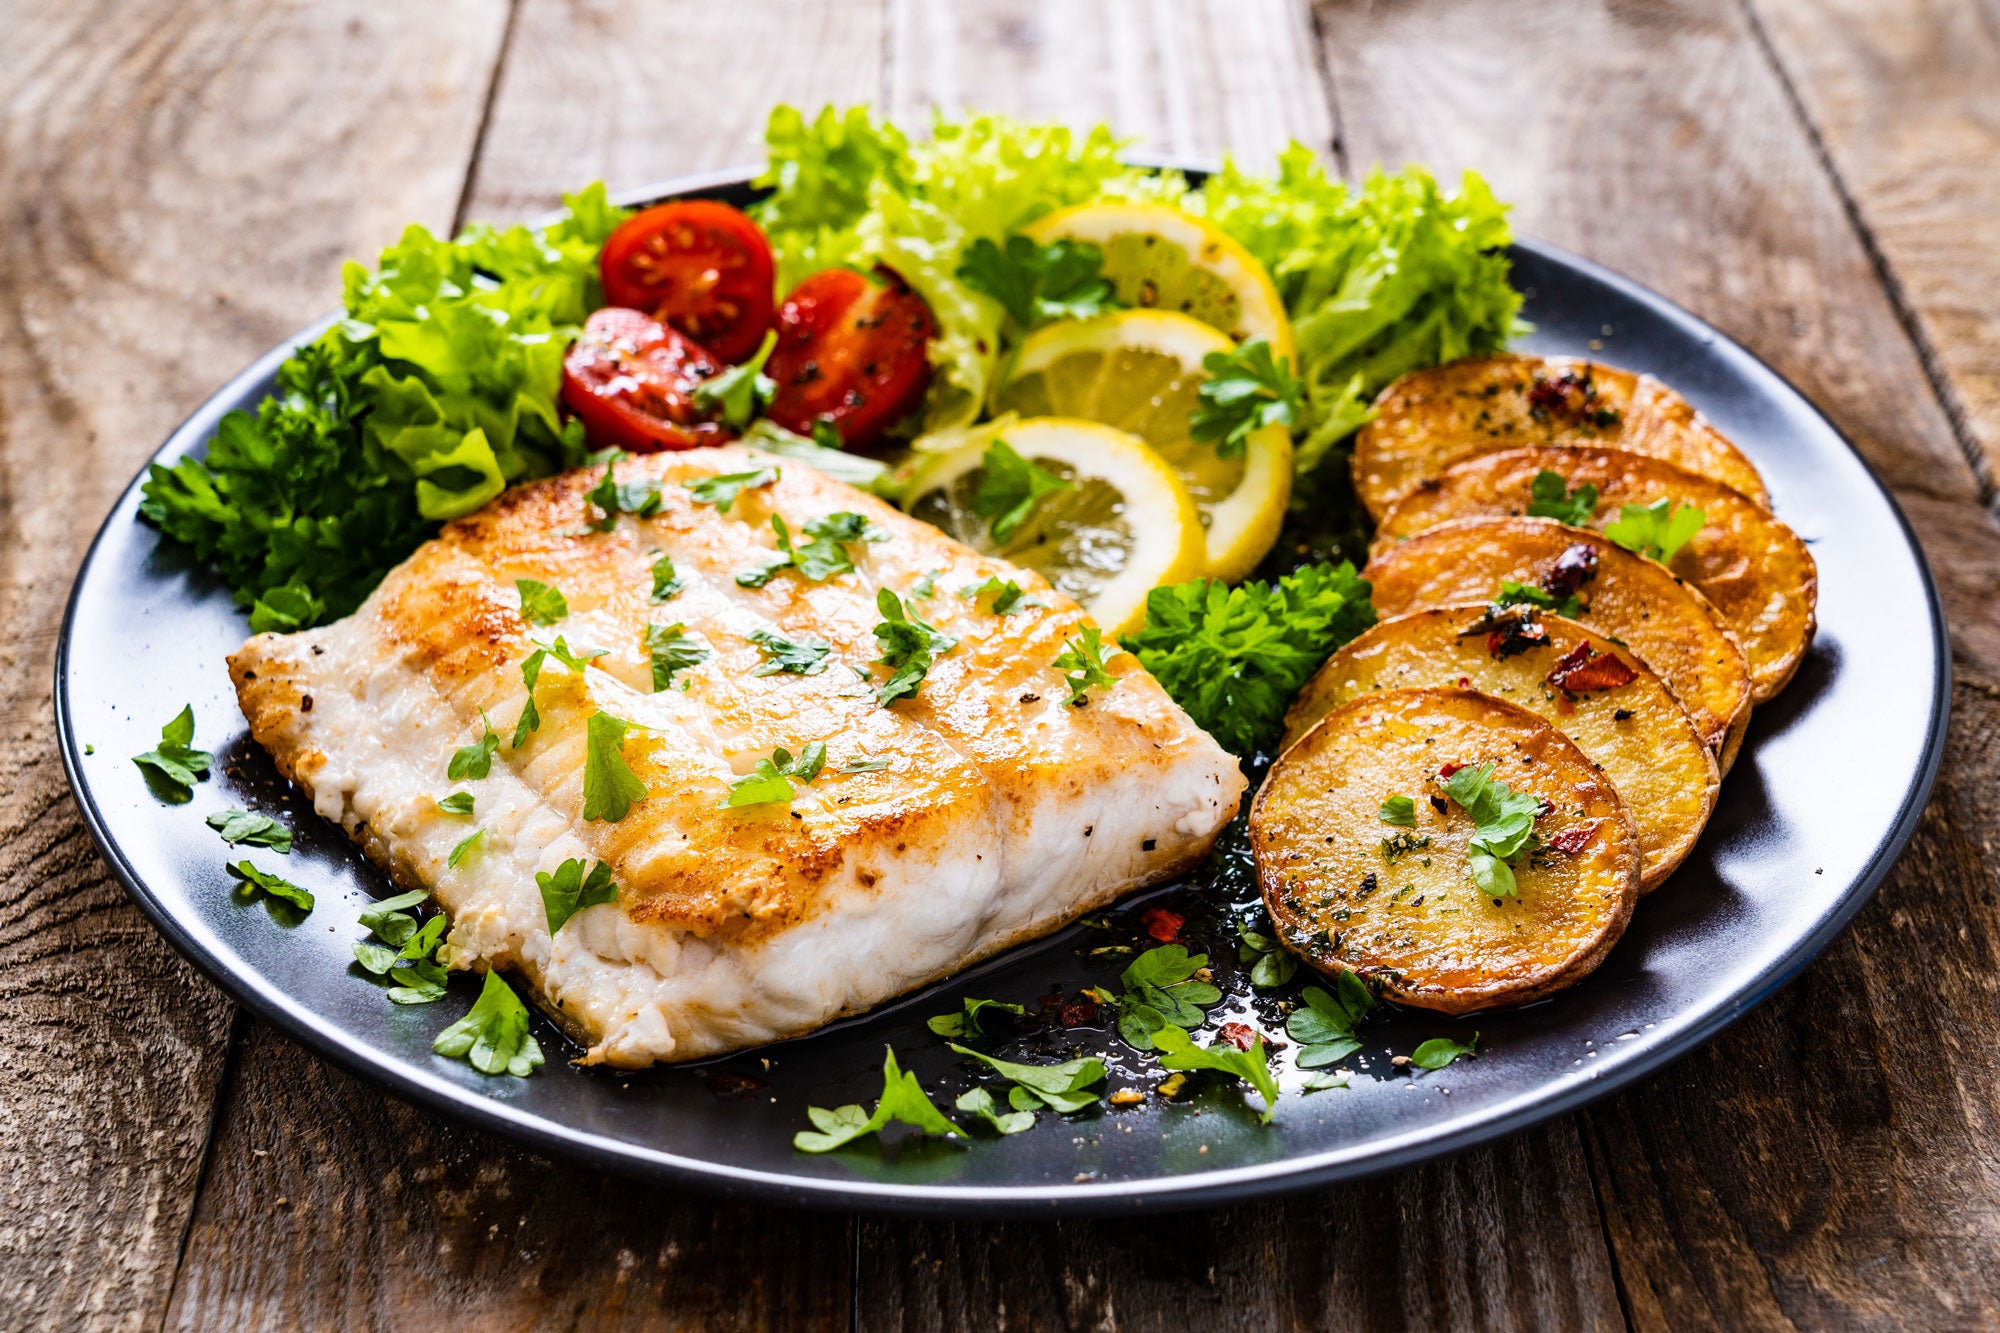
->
[230,446,1245,1066]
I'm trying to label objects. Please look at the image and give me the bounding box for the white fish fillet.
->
[230,445,1245,1066]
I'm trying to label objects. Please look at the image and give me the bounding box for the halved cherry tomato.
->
[599,201,776,363]
[561,307,730,453]
[765,267,937,448]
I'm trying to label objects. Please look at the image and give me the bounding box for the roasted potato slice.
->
[1353,355,1769,518]
[1365,516,1754,772]
[1372,447,1816,702]
[1254,687,1640,1013]
[1284,606,1718,891]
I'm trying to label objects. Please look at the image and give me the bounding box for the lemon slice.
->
[992,310,1293,583]
[901,418,1205,636]
[1023,202,1295,365]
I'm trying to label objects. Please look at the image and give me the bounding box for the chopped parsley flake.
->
[1603,497,1705,563]
[872,588,957,705]
[1151,1024,1281,1124]
[448,709,500,780]
[514,578,568,626]
[973,439,1073,544]
[581,712,648,822]
[1052,626,1120,704]
[434,792,475,817]
[686,466,779,513]
[227,860,313,915]
[1524,470,1599,526]
[1441,762,1543,898]
[749,627,832,676]
[1410,1032,1480,1071]
[433,970,543,1077]
[132,705,213,803]
[1378,795,1416,827]
[650,551,684,601]
[206,809,293,852]
[1188,337,1304,459]
[690,330,777,429]
[644,622,710,691]
[536,857,619,934]
[724,742,827,808]
[794,1047,962,1152]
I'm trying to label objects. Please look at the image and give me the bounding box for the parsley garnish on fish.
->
[1604,497,1705,563]
[581,712,648,822]
[132,705,212,804]
[1441,761,1543,898]
[793,1047,962,1152]
[686,466,780,513]
[955,234,1121,330]
[1052,626,1120,704]
[724,743,827,808]
[514,578,568,626]
[206,809,293,853]
[435,792,475,816]
[536,857,619,935]
[645,622,709,691]
[513,650,546,748]
[434,970,544,1077]
[449,709,500,780]
[584,450,664,530]
[1524,470,1599,526]
[1188,337,1303,459]
[749,628,832,676]
[959,576,1038,615]
[690,330,778,429]
[973,439,1073,544]
[872,589,957,705]
[745,511,886,585]
[533,635,607,673]
[649,552,684,602]
[447,829,483,868]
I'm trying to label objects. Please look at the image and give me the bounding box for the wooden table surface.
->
[5,0,1999,1327]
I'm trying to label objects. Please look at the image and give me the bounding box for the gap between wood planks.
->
[1734,0,1998,511]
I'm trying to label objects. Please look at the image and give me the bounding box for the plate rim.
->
[53,167,1952,1215]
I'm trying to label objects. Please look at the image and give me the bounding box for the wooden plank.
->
[0,1,510,1325]
[464,0,892,222]
[163,0,886,1323]
[863,3,1627,1321]
[1312,0,2000,1323]
[1749,0,2000,491]
[885,0,1335,168]
[165,1020,853,1331]
[858,1125,1624,1331]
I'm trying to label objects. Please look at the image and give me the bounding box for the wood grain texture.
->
[0,2,508,1327]
[464,0,889,223]
[885,0,1335,168]
[156,0,885,1324]
[1750,0,2000,493]
[1314,0,2000,1323]
[165,1020,852,1331]
[1314,0,2000,677]
[857,1125,1623,1332]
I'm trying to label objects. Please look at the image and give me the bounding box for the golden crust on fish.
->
[1353,355,1769,519]
[230,446,1245,1066]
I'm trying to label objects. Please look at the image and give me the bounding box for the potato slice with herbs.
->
[1372,447,1816,702]
[1284,607,1718,891]
[1365,516,1754,772]
[1254,688,1640,1013]
[1352,355,1769,519]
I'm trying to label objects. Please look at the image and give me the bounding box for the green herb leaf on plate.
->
[955,1086,1036,1135]
[132,705,213,803]
[948,1043,1107,1113]
[793,1046,962,1152]
[955,234,1121,329]
[1410,1032,1480,1071]
[1151,1024,1282,1124]
[691,330,778,430]
[1235,920,1299,988]
[206,809,293,853]
[226,860,314,915]
[925,997,1026,1040]
[433,970,543,1077]
[1285,975,1376,1067]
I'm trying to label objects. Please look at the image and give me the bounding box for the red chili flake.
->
[1439,760,1469,778]
[1547,642,1638,692]
[1544,543,1600,597]
[1546,823,1598,855]
[1038,988,1065,1010]
[1527,367,1595,418]
[1457,675,1471,688]
[1141,907,1185,943]
[1058,1000,1101,1028]
[1219,1022,1257,1051]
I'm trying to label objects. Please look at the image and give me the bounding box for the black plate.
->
[56,169,1947,1214]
